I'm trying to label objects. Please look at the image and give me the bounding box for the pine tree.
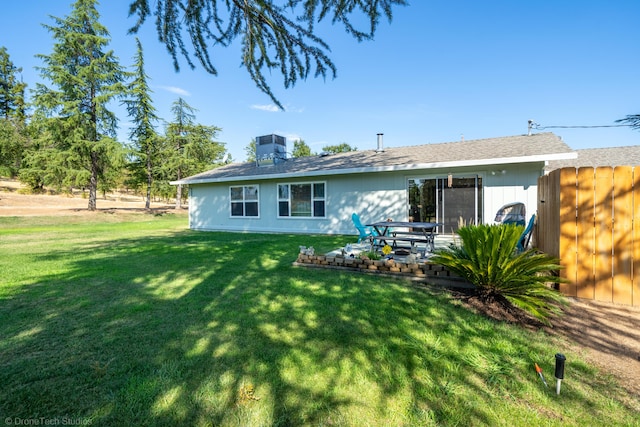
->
[164,97,195,209]
[127,0,407,109]
[0,47,26,122]
[31,0,128,209]
[161,97,225,208]
[0,47,28,176]
[124,38,159,209]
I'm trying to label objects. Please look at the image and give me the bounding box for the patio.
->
[295,234,467,287]
[326,233,459,259]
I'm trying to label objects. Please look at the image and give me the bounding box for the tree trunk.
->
[175,183,182,209]
[145,155,152,210]
[145,183,151,209]
[88,152,98,211]
[88,88,99,212]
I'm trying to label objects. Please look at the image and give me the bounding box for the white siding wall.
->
[482,164,543,225]
[189,173,407,235]
[188,163,545,235]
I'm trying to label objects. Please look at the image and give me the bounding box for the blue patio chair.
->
[517,213,536,252]
[351,212,377,243]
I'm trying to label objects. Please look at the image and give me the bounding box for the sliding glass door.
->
[408,175,482,233]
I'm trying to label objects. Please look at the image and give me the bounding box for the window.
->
[408,175,482,233]
[278,182,326,217]
[230,185,259,217]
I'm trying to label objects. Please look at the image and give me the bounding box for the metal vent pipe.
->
[376,133,384,152]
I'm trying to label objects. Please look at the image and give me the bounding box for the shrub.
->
[431,224,566,324]
[360,250,381,260]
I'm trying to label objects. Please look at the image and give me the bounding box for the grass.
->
[0,214,638,426]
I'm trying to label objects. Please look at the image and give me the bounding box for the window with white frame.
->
[230,185,259,217]
[278,182,325,217]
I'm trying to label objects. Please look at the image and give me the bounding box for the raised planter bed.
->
[293,253,469,287]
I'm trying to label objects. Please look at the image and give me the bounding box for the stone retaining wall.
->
[294,253,469,287]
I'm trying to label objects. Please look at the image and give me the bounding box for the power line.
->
[532,123,631,130]
[527,119,633,135]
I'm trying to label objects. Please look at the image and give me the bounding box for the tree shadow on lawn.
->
[0,231,630,425]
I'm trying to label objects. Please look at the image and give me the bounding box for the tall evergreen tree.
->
[165,97,195,209]
[0,47,26,122]
[31,0,128,209]
[0,47,28,176]
[161,97,225,208]
[124,38,159,209]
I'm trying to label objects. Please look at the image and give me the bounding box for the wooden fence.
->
[537,166,640,306]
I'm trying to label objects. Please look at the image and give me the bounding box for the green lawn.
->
[0,214,638,426]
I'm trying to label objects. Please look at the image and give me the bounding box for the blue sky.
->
[2,1,639,162]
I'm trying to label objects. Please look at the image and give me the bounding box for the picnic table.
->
[366,221,442,255]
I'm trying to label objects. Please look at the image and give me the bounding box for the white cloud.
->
[286,105,305,113]
[158,86,191,96]
[284,133,302,141]
[250,103,305,113]
[250,104,280,112]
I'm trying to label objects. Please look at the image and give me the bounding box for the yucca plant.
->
[431,224,567,324]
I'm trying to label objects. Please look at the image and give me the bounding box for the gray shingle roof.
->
[175,132,575,184]
[546,145,640,171]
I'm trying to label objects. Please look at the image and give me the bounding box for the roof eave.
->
[172,152,577,185]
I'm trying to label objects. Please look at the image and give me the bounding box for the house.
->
[172,132,576,235]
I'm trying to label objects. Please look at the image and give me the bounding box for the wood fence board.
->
[634,167,640,306]
[558,168,577,295]
[576,167,595,299]
[594,167,614,302]
[612,166,633,305]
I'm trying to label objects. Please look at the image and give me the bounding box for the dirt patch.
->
[449,287,545,328]
[547,298,640,398]
[0,179,187,216]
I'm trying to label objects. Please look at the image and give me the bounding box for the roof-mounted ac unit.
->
[256,134,287,167]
